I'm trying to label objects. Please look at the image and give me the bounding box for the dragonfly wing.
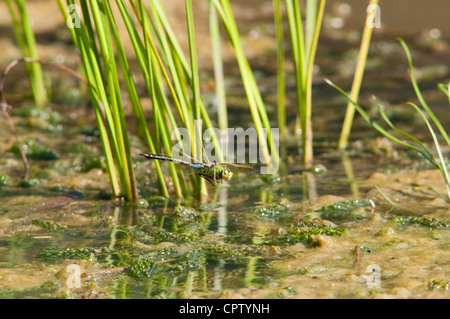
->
[199,173,218,185]
[222,163,261,174]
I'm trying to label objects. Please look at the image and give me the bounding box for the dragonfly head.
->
[220,167,233,181]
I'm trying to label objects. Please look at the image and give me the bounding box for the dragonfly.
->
[140,153,234,185]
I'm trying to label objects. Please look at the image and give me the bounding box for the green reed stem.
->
[339,0,378,150]
[59,0,140,201]
[185,0,207,200]
[90,0,138,201]
[398,37,450,147]
[104,0,169,197]
[214,0,279,169]
[58,0,122,197]
[327,79,437,166]
[305,0,318,55]
[137,0,185,197]
[148,0,224,164]
[273,0,286,136]
[407,102,450,199]
[285,0,325,166]
[6,0,48,107]
[304,0,326,166]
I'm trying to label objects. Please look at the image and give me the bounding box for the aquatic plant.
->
[36,246,110,261]
[56,0,238,201]
[327,38,450,200]
[5,0,48,107]
[319,198,374,222]
[213,0,279,169]
[338,0,379,149]
[31,219,68,231]
[57,0,139,201]
[9,137,59,161]
[128,248,205,280]
[391,216,449,229]
[284,0,326,166]
[2,0,336,200]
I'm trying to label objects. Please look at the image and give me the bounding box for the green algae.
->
[267,221,344,245]
[128,248,205,280]
[36,247,111,261]
[390,216,449,228]
[10,137,59,160]
[318,199,374,222]
[117,224,199,245]
[31,219,68,231]
[19,178,40,188]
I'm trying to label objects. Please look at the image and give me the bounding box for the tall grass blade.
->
[273,0,286,136]
[407,102,450,199]
[185,0,208,200]
[147,0,224,164]
[339,0,378,150]
[6,0,48,107]
[327,78,450,199]
[398,37,450,147]
[213,0,279,169]
[326,79,438,167]
[285,0,326,166]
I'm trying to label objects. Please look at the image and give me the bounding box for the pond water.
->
[0,0,449,299]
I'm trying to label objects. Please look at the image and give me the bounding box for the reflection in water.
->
[216,185,228,236]
[105,205,120,267]
[213,184,228,292]
[213,259,225,291]
[341,153,359,195]
[304,172,318,200]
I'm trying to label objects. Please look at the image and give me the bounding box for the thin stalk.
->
[68,15,121,196]
[103,0,169,197]
[273,0,286,136]
[285,0,306,160]
[399,37,450,147]
[214,0,279,169]
[6,0,48,106]
[339,0,378,150]
[185,0,207,200]
[304,0,326,166]
[326,79,438,167]
[89,0,138,201]
[407,102,450,199]
[286,0,326,166]
[147,0,224,163]
[139,0,184,197]
[438,82,450,104]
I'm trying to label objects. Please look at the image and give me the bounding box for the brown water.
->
[0,0,449,299]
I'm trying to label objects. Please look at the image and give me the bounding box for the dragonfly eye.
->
[221,168,233,181]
